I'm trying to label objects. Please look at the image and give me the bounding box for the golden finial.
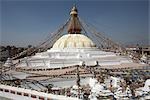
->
[70,4,78,16]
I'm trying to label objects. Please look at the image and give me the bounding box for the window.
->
[31,94,36,98]
[39,96,45,100]
[4,89,9,92]
[10,90,15,94]
[0,88,3,91]
[23,93,29,97]
[17,92,22,95]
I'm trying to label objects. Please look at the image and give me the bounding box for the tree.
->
[28,45,32,48]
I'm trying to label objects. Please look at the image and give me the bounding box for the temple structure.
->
[13,5,145,70]
[1,5,149,100]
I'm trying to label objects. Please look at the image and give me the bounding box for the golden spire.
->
[68,5,82,34]
[70,4,78,16]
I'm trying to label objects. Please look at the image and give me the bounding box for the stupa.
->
[14,5,145,69]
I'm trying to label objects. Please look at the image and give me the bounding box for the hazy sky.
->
[1,0,149,47]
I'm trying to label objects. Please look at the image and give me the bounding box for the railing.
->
[0,84,79,100]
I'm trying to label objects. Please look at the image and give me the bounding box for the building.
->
[1,5,149,100]
[12,5,146,70]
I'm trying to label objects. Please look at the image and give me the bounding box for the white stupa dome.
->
[52,5,96,49]
[52,34,96,49]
